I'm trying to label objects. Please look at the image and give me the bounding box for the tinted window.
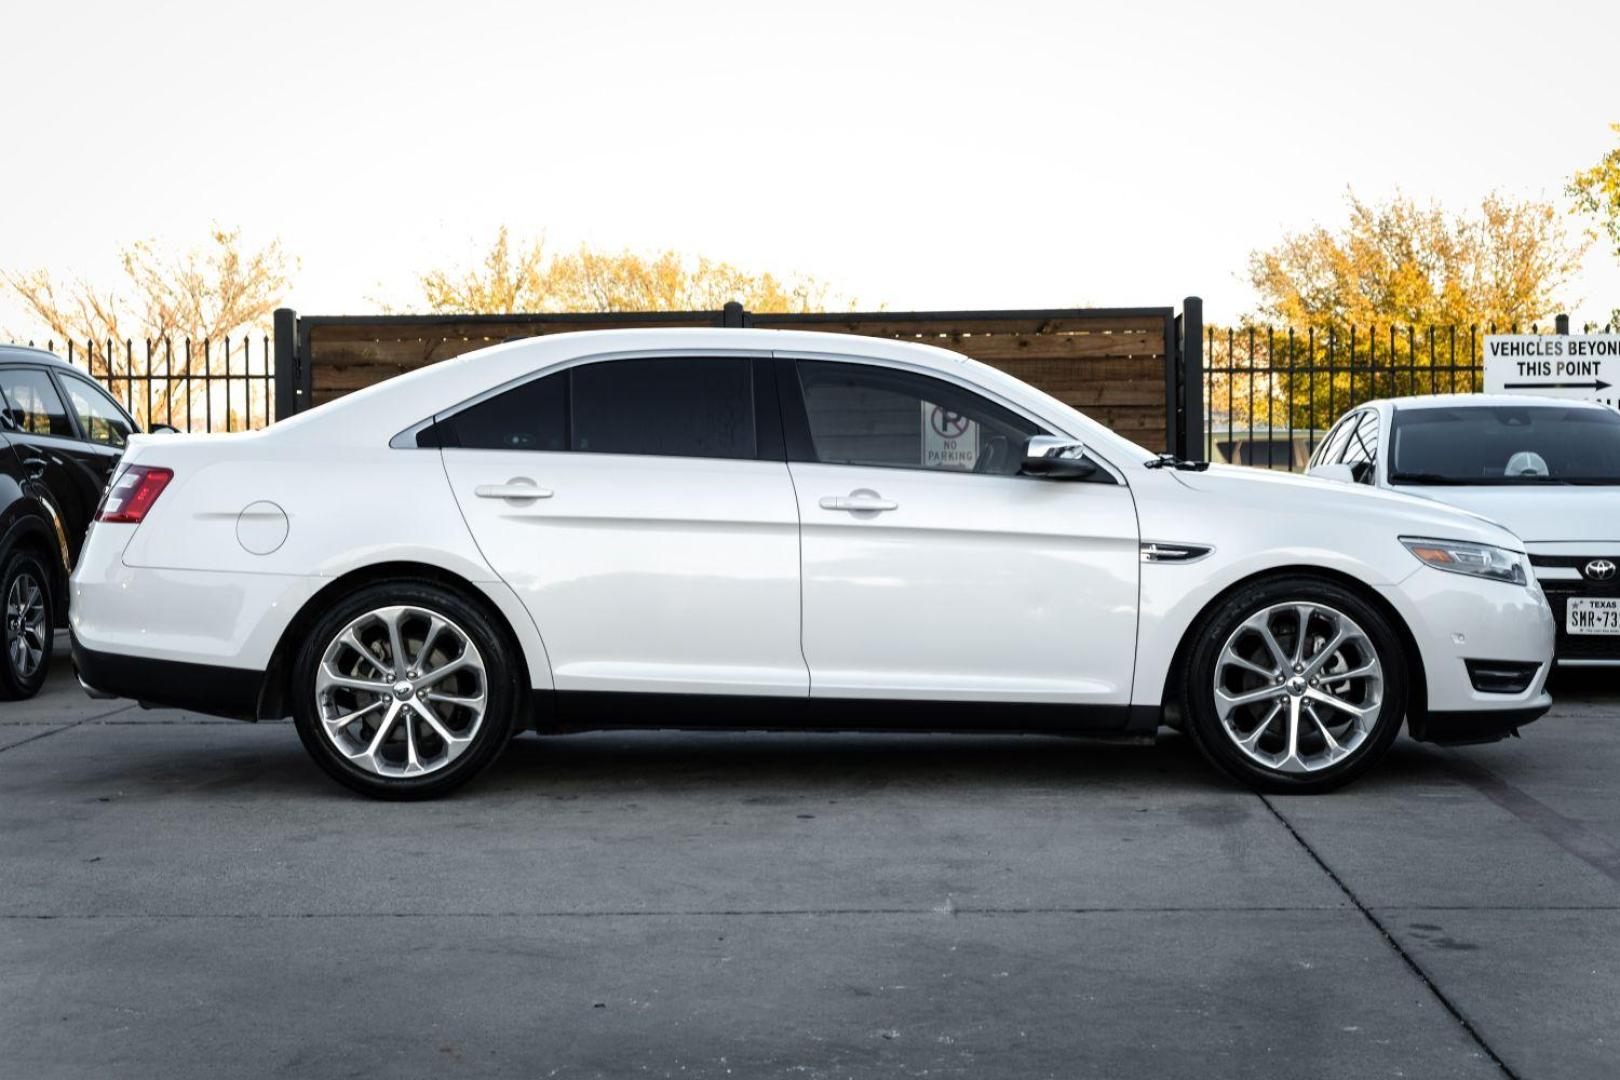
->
[1391,405,1620,485]
[0,369,74,438]
[796,360,1042,476]
[60,375,135,448]
[1311,413,1357,467]
[571,357,755,459]
[444,371,567,451]
[1338,411,1380,481]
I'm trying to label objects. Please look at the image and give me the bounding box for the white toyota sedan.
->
[1305,394,1620,666]
[71,330,1555,798]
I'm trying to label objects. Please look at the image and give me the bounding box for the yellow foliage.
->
[412,227,831,315]
[1247,190,1585,330]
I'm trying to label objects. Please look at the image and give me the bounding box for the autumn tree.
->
[1215,190,1588,435]
[409,227,831,315]
[2,229,292,427]
[1569,122,1620,328]
[1247,189,1584,331]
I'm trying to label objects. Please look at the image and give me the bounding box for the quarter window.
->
[796,360,1043,476]
[0,369,74,438]
[60,375,135,448]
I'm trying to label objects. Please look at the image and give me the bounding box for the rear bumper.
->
[1408,699,1552,745]
[72,638,263,720]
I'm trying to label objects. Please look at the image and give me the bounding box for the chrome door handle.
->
[819,493,898,513]
[474,479,553,502]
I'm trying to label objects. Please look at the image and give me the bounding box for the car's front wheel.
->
[291,581,522,799]
[1181,575,1409,793]
[0,550,53,701]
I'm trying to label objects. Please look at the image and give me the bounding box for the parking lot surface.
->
[3,650,1618,1079]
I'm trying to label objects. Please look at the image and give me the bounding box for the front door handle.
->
[474,478,554,503]
[819,491,898,513]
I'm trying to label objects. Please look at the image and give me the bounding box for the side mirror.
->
[1021,435,1098,480]
[1306,462,1356,484]
[147,423,181,434]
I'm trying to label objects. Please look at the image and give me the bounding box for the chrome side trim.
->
[1140,541,1213,564]
[1556,658,1620,667]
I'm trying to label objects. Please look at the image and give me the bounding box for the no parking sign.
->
[921,402,978,469]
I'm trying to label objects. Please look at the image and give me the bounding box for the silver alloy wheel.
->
[314,604,488,778]
[5,571,47,679]
[1212,601,1384,775]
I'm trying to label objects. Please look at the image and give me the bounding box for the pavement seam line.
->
[1257,793,1520,1080]
[0,703,136,755]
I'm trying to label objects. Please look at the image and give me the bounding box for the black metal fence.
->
[11,336,275,433]
[1200,315,1606,470]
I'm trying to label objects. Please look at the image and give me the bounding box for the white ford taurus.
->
[70,329,1555,797]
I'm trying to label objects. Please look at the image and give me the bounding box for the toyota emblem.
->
[1585,559,1618,582]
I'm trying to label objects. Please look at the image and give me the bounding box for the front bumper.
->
[1377,566,1556,743]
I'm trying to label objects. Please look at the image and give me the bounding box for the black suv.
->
[0,345,146,699]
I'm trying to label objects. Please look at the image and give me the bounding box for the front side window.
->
[440,356,756,460]
[60,375,135,448]
[1311,412,1358,468]
[1338,411,1380,482]
[796,360,1043,476]
[1391,405,1620,485]
[0,369,74,438]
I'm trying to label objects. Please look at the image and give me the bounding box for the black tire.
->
[0,549,54,701]
[1180,574,1409,794]
[291,580,524,799]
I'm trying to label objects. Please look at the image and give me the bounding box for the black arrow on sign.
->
[1503,379,1612,390]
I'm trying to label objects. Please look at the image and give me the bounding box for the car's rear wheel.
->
[0,550,53,701]
[1181,575,1408,793]
[291,581,522,799]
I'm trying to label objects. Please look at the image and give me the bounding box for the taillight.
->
[96,465,173,524]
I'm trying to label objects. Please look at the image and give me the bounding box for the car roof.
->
[1368,392,1613,412]
[0,344,73,368]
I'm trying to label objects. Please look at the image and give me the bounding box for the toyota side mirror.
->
[1306,462,1356,484]
[1021,435,1098,480]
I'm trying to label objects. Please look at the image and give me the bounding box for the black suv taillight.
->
[95,465,173,524]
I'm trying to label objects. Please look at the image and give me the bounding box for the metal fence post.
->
[1555,313,1570,335]
[721,301,745,328]
[1181,296,1204,460]
[273,308,298,421]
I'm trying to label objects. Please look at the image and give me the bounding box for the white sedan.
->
[1305,394,1620,666]
[71,329,1555,798]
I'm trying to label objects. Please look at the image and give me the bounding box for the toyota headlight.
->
[1401,537,1529,586]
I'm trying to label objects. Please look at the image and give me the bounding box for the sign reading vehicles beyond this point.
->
[1484,334,1620,408]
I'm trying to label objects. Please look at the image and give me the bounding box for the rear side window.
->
[60,375,135,448]
[438,356,757,460]
[442,371,568,451]
[0,369,74,438]
[571,357,755,459]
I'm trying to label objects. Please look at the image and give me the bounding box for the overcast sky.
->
[3,0,1618,333]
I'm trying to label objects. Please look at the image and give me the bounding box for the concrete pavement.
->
[2,650,1616,1078]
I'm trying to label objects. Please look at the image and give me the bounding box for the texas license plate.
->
[1568,597,1620,635]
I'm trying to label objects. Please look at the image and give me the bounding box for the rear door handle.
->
[21,455,47,479]
[819,492,898,513]
[474,479,554,502]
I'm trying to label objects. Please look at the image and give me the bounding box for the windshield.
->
[1390,405,1620,485]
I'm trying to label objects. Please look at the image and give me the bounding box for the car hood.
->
[1168,465,1522,549]
[1394,486,1620,544]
